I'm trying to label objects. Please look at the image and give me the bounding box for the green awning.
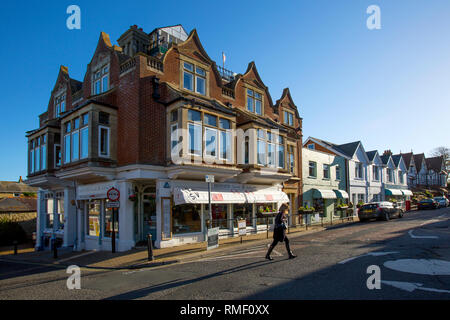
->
[313,189,337,199]
[385,188,403,196]
[333,189,349,199]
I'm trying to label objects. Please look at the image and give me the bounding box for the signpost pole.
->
[208,181,212,229]
[111,208,116,253]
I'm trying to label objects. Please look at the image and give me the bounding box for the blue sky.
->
[0,0,449,181]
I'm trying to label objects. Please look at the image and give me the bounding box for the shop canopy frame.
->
[312,188,337,199]
[333,189,349,199]
[401,189,413,196]
[385,188,403,196]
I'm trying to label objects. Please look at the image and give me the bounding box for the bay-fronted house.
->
[400,152,417,188]
[301,144,348,224]
[381,153,410,201]
[365,150,384,202]
[25,25,303,252]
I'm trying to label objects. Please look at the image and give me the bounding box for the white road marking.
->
[383,259,450,275]
[338,252,398,265]
[56,250,98,263]
[408,230,438,239]
[382,280,450,294]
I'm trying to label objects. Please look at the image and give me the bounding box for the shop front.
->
[156,180,289,248]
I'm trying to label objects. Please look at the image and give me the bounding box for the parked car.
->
[433,196,449,208]
[358,202,404,222]
[417,199,439,210]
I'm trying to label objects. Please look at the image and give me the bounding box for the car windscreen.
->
[361,204,377,210]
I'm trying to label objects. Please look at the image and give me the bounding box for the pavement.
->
[0,217,356,271]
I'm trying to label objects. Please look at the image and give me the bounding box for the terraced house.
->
[26,25,303,252]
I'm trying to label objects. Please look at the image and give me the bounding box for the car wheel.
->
[383,211,390,221]
[398,210,404,218]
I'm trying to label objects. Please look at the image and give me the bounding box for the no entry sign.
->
[107,187,120,202]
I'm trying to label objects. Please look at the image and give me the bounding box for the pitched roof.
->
[366,150,378,161]
[392,154,402,167]
[0,181,38,193]
[380,155,390,165]
[0,197,37,213]
[336,141,361,157]
[400,152,414,167]
[413,153,425,168]
[425,156,444,172]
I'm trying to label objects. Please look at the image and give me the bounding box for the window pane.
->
[41,145,46,170]
[196,67,205,76]
[30,150,34,173]
[254,92,262,99]
[278,145,284,168]
[35,147,40,171]
[172,204,201,235]
[170,110,178,122]
[257,140,266,165]
[171,124,178,152]
[55,146,61,167]
[183,72,193,91]
[184,62,193,71]
[284,111,288,124]
[204,114,217,127]
[100,128,109,156]
[247,89,253,97]
[188,109,201,122]
[255,100,262,115]
[196,76,205,95]
[268,143,275,167]
[95,80,101,94]
[99,112,110,125]
[72,131,79,161]
[80,127,89,159]
[102,75,109,92]
[247,97,253,112]
[64,135,71,163]
[61,101,65,113]
[220,131,231,160]
[205,128,217,157]
[323,164,329,179]
[188,123,201,155]
[82,113,89,126]
[219,118,230,129]
[87,201,101,236]
[73,118,80,130]
[290,153,294,174]
[289,113,294,126]
[257,129,265,139]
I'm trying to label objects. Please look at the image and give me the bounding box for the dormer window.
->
[55,94,66,117]
[247,89,262,115]
[183,62,206,95]
[93,66,109,95]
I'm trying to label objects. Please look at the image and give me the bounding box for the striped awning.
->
[333,189,349,199]
[313,189,337,199]
[385,188,403,196]
[401,189,413,196]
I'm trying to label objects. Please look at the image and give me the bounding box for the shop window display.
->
[87,200,101,237]
[233,203,253,227]
[256,203,276,225]
[211,204,228,229]
[172,204,201,235]
[104,204,119,238]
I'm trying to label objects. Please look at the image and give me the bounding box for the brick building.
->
[26,25,303,251]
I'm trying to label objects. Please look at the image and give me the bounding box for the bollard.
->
[147,234,154,261]
[52,238,58,259]
[266,217,269,239]
[13,241,18,255]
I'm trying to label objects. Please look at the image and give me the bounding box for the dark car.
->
[418,199,439,210]
[358,201,404,222]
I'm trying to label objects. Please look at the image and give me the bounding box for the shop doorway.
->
[137,186,157,244]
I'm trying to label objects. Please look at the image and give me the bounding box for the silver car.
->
[433,196,449,208]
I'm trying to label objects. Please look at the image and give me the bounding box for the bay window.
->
[80,114,89,159]
[257,129,266,166]
[277,135,285,169]
[205,127,217,158]
[288,145,295,174]
[64,122,71,164]
[99,126,110,157]
[219,118,231,161]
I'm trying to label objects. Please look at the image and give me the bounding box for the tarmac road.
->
[0,206,449,300]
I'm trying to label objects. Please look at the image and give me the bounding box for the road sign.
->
[106,201,120,208]
[238,220,247,236]
[107,187,120,202]
[205,175,215,183]
[207,227,219,250]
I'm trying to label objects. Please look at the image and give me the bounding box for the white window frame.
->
[309,161,317,178]
[63,134,71,164]
[92,65,109,95]
[98,126,110,158]
[183,62,206,95]
[219,128,232,162]
[204,127,218,159]
[323,164,330,180]
[247,89,263,115]
[188,122,202,156]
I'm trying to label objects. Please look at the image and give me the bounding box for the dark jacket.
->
[273,210,287,242]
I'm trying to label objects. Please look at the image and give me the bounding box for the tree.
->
[429,146,450,171]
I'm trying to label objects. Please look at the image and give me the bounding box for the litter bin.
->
[405,200,411,211]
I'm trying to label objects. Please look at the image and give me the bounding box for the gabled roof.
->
[0,181,38,193]
[413,153,426,169]
[425,156,444,173]
[400,152,414,167]
[0,198,37,213]
[392,155,402,167]
[274,88,300,119]
[336,141,361,158]
[366,150,378,161]
[304,137,350,159]
[380,155,391,165]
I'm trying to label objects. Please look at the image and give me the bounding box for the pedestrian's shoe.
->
[265,245,275,261]
[288,252,297,259]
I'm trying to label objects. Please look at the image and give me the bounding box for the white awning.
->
[333,189,349,199]
[385,188,403,196]
[401,189,413,196]
[313,189,337,199]
[173,187,289,206]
